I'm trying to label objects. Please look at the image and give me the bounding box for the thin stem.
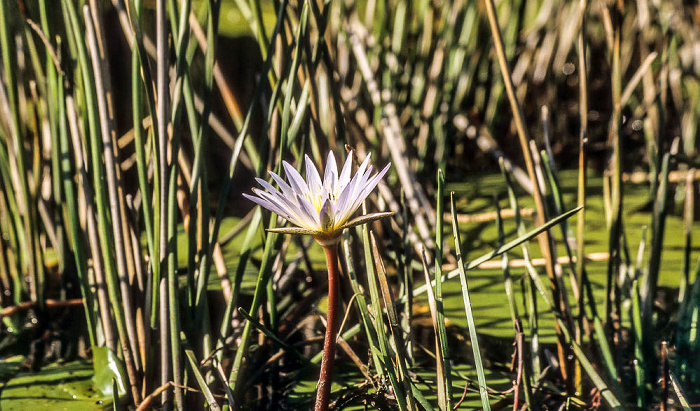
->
[315,244,340,411]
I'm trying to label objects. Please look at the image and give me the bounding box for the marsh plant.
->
[244,151,391,410]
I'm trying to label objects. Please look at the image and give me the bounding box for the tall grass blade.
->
[449,192,491,410]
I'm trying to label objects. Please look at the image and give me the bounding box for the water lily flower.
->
[243,151,392,246]
[244,151,391,411]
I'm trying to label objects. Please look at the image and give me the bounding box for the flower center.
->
[309,186,342,215]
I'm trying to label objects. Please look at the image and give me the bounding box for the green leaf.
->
[92,347,128,398]
[0,360,111,410]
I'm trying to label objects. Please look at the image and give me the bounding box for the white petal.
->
[268,170,293,198]
[337,162,390,224]
[342,175,377,220]
[283,161,309,197]
[251,188,292,217]
[305,154,323,196]
[355,163,391,205]
[350,165,373,201]
[244,192,296,223]
[253,188,308,227]
[255,177,284,198]
[323,152,338,192]
[243,192,275,211]
[333,166,368,223]
[295,193,321,229]
[355,153,372,185]
[332,185,355,224]
[339,151,353,187]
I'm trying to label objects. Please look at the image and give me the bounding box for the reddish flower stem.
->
[315,244,340,411]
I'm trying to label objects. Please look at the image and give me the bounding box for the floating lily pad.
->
[92,347,127,398]
[0,360,111,410]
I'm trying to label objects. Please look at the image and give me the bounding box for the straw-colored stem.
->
[84,4,142,376]
[315,244,340,411]
[0,0,38,306]
[58,83,97,347]
[481,0,574,389]
[66,94,116,352]
[371,231,416,411]
[348,23,435,248]
[155,0,170,406]
[575,0,589,381]
[63,0,140,401]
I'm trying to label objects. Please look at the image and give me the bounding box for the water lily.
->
[243,151,392,246]
[244,151,391,411]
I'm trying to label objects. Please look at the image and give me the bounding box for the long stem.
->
[315,244,340,411]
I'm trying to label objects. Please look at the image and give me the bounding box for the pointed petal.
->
[255,177,284,198]
[339,151,353,187]
[305,154,323,196]
[333,164,371,223]
[257,187,319,229]
[250,189,296,222]
[339,211,394,230]
[243,193,293,222]
[295,193,321,229]
[252,188,315,229]
[347,165,373,206]
[268,170,293,198]
[242,193,276,212]
[338,162,390,224]
[267,226,320,236]
[283,161,309,197]
[356,153,371,182]
[333,179,358,224]
[324,151,338,192]
[356,163,391,203]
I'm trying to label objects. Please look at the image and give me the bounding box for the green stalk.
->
[61,0,140,403]
[215,209,261,364]
[449,192,491,411]
[341,231,384,377]
[400,192,414,366]
[84,2,141,374]
[80,2,142,402]
[433,169,452,410]
[229,3,303,393]
[154,0,170,404]
[57,79,97,347]
[499,159,540,380]
[38,0,64,276]
[631,280,646,408]
[167,152,183,410]
[228,218,278,392]
[0,0,38,306]
[527,260,624,410]
[201,0,288,336]
[192,0,221,359]
[130,0,157,323]
[0,131,25,309]
[371,233,417,411]
[481,0,573,386]
[407,206,583,300]
[362,216,407,410]
[494,198,532,408]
